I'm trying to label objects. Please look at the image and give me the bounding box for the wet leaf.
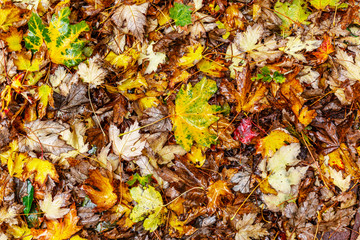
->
[82,170,117,211]
[25,7,90,67]
[169,3,192,27]
[171,77,221,151]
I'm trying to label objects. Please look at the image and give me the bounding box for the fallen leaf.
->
[274,0,310,35]
[77,55,107,88]
[130,185,166,232]
[82,170,117,211]
[138,42,167,74]
[256,129,298,158]
[169,2,192,27]
[206,180,233,214]
[235,213,269,240]
[39,192,70,220]
[233,118,258,144]
[112,3,149,41]
[25,7,90,67]
[24,158,59,186]
[171,77,221,151]
[0,27,23,51]
[18,119,74,156]
[178,43,204,68]
[31,203,82,240]
[313,35,334,64]
[109,121,146,160]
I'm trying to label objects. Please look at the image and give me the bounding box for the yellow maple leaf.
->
[178,43,204,68]
[105,48,139,70]
[7,221,33,240]
[0,3,24,32]
[0,27,23,51]
[206,180,233,214]
[197,58,228,78]
[169,212,197,238]
[186,145,206,167]
[82,170,117,211]
[24,158,59,186]
[0,140,29,178]
[14,52,42,72]
[31,203,82,240]
[256,129,298,158]
[36,84,54,119]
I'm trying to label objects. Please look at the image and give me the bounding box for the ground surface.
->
[1,0,360,239]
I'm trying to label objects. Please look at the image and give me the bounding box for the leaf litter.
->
[1,0,360,239]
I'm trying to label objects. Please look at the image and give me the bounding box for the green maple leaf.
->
[169,2,192,27]
[172,77,221,151]
[25,7,89,67]
[274,0,311,35]
[309,0,348,10]
[130,186,166,232]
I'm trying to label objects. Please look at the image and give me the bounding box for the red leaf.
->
[233,118,258,144]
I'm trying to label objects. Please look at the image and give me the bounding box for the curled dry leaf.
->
[82,170,117,212]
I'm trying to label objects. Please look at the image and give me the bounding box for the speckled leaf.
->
[172,77,221,151]
[25,12,49,53]
[25,7,89,67]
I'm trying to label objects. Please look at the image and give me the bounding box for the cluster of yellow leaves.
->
[0,140,58,186]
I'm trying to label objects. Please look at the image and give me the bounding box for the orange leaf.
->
[82,170,117,211]
[327,148,345,170]
[313,35,334,64]
[206,180,233,214]
[31,203,81,240]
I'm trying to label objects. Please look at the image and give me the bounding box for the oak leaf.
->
[206,180,233,214]
[171,77,221,151]
[82,170,117,211]
[31,203,81,240]
[112,3,149,41]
